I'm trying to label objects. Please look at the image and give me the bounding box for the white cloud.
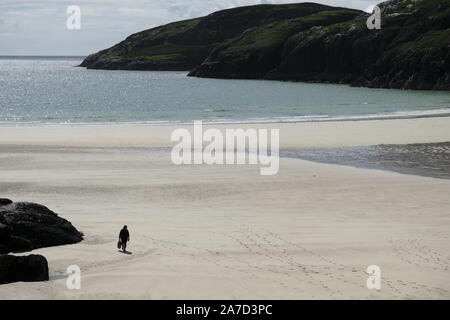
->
[364,4,377,13]
[117,8,153,17]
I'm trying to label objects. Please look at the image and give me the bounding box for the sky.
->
[0,0,379,56]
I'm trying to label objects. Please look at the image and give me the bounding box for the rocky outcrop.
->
[0,201,83,254]
[80,54,196,71]
[0,254,49,284]
[80,0,450,90]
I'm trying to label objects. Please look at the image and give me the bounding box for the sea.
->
[1,56,450,125]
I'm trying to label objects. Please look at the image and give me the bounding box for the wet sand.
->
[282,142,450,179]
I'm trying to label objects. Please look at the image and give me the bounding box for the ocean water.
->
[1,56,450,125]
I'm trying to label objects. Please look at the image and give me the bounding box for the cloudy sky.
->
[0,0,378,56]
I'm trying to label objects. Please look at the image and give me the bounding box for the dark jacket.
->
[119,229,129,242]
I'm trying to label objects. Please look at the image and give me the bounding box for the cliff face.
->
[81,0,450,90]
[189,0,450,90]
[188,8,361,79]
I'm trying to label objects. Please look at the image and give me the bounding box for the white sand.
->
[1,116,449,148]
[0,117,449,299]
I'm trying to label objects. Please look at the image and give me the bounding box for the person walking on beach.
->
[119,225,130,252]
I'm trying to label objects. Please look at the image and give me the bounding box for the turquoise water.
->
[1,56,450,125]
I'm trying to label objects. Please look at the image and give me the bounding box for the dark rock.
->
[0,223,10,241]
[0,199,12,206]
[0,202,83,254]
[0,254,49,284]
[6,236,33,252]
[0,244,9,254]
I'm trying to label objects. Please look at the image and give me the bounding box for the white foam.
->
[0,108,449,127]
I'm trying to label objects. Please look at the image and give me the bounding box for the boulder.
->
[7,236,33,252]
[0,199,12,206]
[0,223,10,241]
[0,254,49,284]
[0,244,9,254]
[0,201,83,254]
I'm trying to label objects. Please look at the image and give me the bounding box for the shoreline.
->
[1,116,449,149]
[1,108,450,127]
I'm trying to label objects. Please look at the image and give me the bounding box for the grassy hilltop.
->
[80,3,361,70]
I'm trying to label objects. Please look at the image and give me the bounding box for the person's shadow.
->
[118,250,133,255]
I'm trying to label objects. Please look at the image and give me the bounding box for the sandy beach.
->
[0,116,449,299]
